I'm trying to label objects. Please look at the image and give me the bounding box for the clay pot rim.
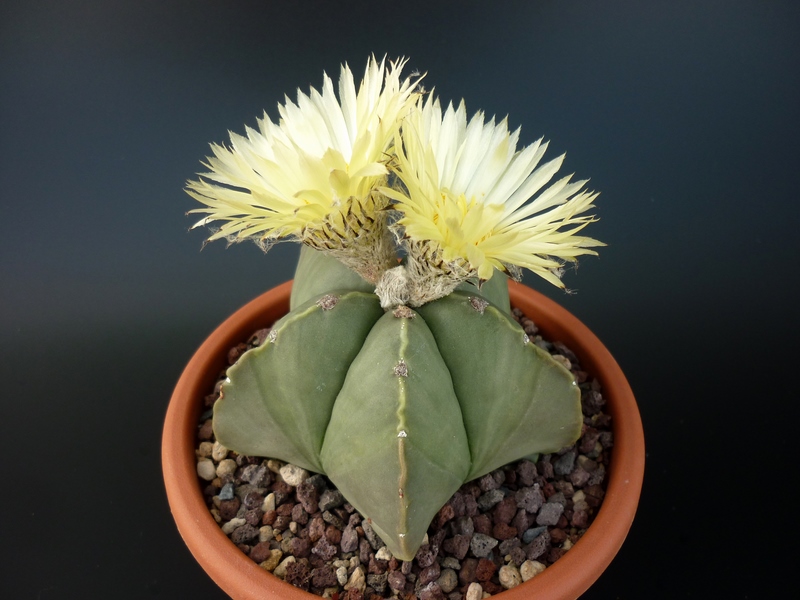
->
[162,280,644,600]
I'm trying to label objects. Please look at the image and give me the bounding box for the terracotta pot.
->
[162,279,644,600]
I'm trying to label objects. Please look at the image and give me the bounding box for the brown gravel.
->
[195,306,613,599]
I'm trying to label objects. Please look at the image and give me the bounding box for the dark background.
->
[2,1,798,597]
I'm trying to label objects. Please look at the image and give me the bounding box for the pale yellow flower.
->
[186,56,420,280]
[384,95,604,290]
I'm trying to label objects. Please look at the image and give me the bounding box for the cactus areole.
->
[213,248,582,560]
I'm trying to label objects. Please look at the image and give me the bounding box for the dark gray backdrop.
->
[2,1,798,597]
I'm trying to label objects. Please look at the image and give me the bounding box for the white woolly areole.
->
[375,265,410,309]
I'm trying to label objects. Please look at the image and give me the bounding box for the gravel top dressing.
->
[194,306,612,600]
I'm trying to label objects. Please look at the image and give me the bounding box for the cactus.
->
[215,249,582,559]
[187,56,603,561]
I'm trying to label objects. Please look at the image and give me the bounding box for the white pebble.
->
[552,354,572,370]
[322,588,339,598]
[520,560,546,581]
[197,441,214,458]
[465,582,483,600]
[280,464,309,486]
[336,566,349,586]
[196,458,216,481]
[266,459,284,473]
[262,492,276,513]
[259,525,274,543]
[344,566,366,593]
[221,517,246,535]
[211,441,228,461]
[375,546,393,561]
[499,564,522,589]
[216,458,237,477]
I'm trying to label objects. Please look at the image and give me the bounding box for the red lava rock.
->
[492,496,518,524]
[515,484,544,513]
[291,503,309,525]
[261,509,277,525]
[492,522,518,540]
[579,429,601,454]
[450,516,474,536]
[547,547,567,563]
[198,419,213,441]
[417,582,445,600]
[418,562,440,585]
[230,524,259,544]
[442,534,470,560]
[512,509,530,533]
[359,538,372,565]
[538,460,555,480]
[244,508,263,526]
[325,524,342,545]
[388,570,406,591]
[291,536,312,558]
[525,529,551,560]
[569,468,591,487]
[227,343,249,364]
[472,514,492,536]
[510,546,527,566]
[478,472,500,492]
[536,502,564,527]
[249,541,271,563]
[312,537,337,561]
[276,502,294,516]
[463,493,479,517]
[219,498,241,521]
[368,556,388,574]
[285,560,312,590]
[475,558,497,581]
[415,544,438,568]
[458,558,478,586]
[516,460,537,486]
[503,468,517,487]
[308,516,325,542]
[571,509,590,528]
[435,503,455,529]
[550,528,567,545]
[340,525,359,553]
[312,565,338,588]
[273,515,291,531]
[296,479,320,514]
[449,493,466,518]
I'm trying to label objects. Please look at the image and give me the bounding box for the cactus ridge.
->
[416,291,582,481]
[320,308,470,560]
[213,290,383,472]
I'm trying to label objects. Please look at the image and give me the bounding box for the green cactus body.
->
[213,290,383,473]
[320,308,470,559]
[214,249,581,560]
[415,293,582,481]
